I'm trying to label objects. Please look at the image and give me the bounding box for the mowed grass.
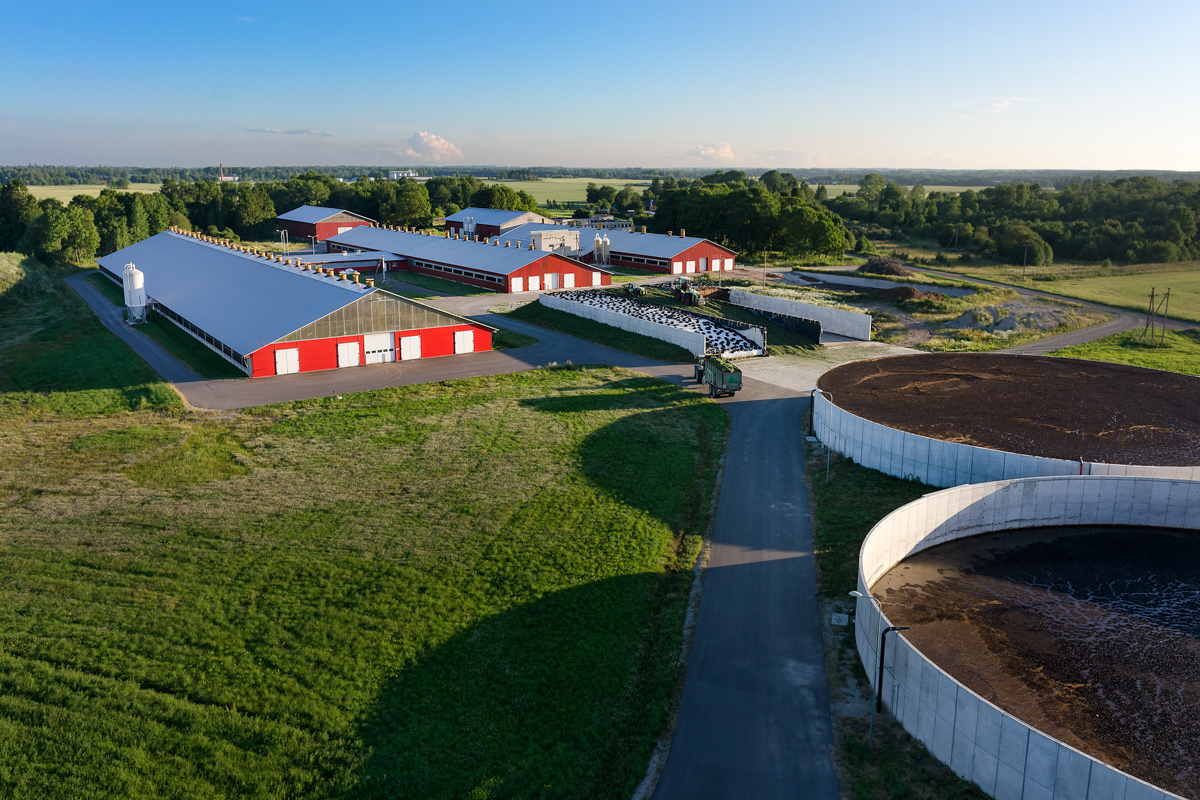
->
[0,254,178,417]
[484,177,650,204]
[502,301,695,362]
[82,273,246,379]
[386,270,495,297]
[25,183,162,202]
[0,366,727,799]
[1052,328,1200,376]
[1034,270,1200,323]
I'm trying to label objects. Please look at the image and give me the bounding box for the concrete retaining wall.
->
[538,291,707,356]
[791,270,976,297]
[854,475,1199,800]
[813,391,1200,486]
[729,289,872,340]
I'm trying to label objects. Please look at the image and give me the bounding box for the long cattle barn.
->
[495,223,736,275]
[96,229,494,378]
[275,205,375,242]
[443,207,555,238]
[326,225,612,293]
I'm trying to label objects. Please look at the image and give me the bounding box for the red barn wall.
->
[249,323,492,377]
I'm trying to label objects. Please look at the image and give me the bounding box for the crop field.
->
[1,254,728,799]
[1052,329,1200,376]
[484,177,651,204]
[26,183,162,202]
[816,184,980,197]
[1032,270,1200,323]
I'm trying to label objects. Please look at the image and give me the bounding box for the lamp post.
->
[307,234,317,255]
[850,590,909,749]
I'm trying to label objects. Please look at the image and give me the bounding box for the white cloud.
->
[691,141,737,162]
[246,128,335,137]
[394,131,463,162]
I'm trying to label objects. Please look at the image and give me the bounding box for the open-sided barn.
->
[495,223,736,275]
[443,207,555,239]
[326,226,612,293]
[96,229,494,378]
[276,205,374,242]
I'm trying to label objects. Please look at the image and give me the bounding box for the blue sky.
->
[3,0,1198,169]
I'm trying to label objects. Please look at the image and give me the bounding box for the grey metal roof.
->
[294,251,401,265]
[443,207,552,227]
[495,223,734,260]
[327,226,580,276]
[276,205,373,224]
[97,231,376,355]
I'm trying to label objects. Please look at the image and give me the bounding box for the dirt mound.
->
[858,258,913,278]
[817,353,1200,466]
[942,305,1080,333]
[878,285,945,302]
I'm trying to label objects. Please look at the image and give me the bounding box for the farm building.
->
[96,229,494,378]
[495,223,736,275]
[326,225,612,293]
[443,207,556,238]
[292,250,405,276]
[276,205,375,243]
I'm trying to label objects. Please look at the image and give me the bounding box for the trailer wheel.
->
[709,383,716,398]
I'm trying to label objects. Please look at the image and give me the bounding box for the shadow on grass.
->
[353,573,682,800]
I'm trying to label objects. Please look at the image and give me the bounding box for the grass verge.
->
[0,366,727,799]
[84,273,246,379]
[389,270,496,296]
[1,256,178,418]
[491,326,540,349]
[502,301,695,362]
[1051,328,1200,376]
[806,449,982,799]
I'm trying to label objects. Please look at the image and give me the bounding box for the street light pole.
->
[850,591,908,750]
[308,234,317,254]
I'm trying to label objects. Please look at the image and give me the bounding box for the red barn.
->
[327,225,612,293]
[276,205,374,243]
[497,223,737,275]
[97,229,495,378]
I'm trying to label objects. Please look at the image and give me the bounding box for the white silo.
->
[601,235,611,265]
[593,234,603,263]
[122,262,147,323]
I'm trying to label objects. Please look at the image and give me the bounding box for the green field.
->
[1,254,727,798]
[1033,270,1200,323]
[484,177,651,205]
[1052,328,1200,376]
[26,183,163,202]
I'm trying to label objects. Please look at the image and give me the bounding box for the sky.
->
[2,0,1199,170]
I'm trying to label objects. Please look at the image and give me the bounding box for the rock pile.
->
[556,290,761,357]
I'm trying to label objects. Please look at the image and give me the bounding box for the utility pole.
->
[1021,241,1031,281]
[1161,289,1171,346]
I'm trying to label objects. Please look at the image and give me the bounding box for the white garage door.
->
[672,262,683,274]
[528,275,541,291]
[337,226,352,234]
[363,332,395,364]
[400,335,421,361]
[511,277,524,293]
[699,257,708,271]
[685,261,696,273]
[454,330,474,354]
[545,273,560,290]
[563,272,575,288]
[274,348,300,375]
[724,258,734,271]
[591,271,601,286]
[337,341,360,368]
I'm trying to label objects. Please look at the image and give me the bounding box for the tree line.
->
[824,173,1200,265]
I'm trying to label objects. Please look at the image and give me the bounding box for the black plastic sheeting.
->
[734,305,823,345]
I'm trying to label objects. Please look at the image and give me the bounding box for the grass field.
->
[484,177,651,205]
[1032,271,1200,323]
[26,183,162,202]
[384,271,495,297]
[818,184,981,197]
[503,301,695,362]
[490,327,539,349]
[0,254,177,417]
[1052,329,1200,376]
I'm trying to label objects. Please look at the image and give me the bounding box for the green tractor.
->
[672,277,705,305]
[624,284,647,298]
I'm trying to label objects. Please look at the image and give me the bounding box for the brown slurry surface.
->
[817,353,1200,466]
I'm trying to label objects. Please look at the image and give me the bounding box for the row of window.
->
[155,303,244,362]
[410,258,505,284]
[613,254,669,267]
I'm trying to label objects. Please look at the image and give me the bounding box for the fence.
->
[813,391,1200,487]
[729,289,872,340]
[538,292,707,356]
[854,475,1198,800]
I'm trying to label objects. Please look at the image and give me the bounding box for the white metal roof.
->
[442,207,554,227]
[327,226,594,276]
[494,223,734,260]
[294,251,401,265]
[276,205,374,224]
[97,231,375,355]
